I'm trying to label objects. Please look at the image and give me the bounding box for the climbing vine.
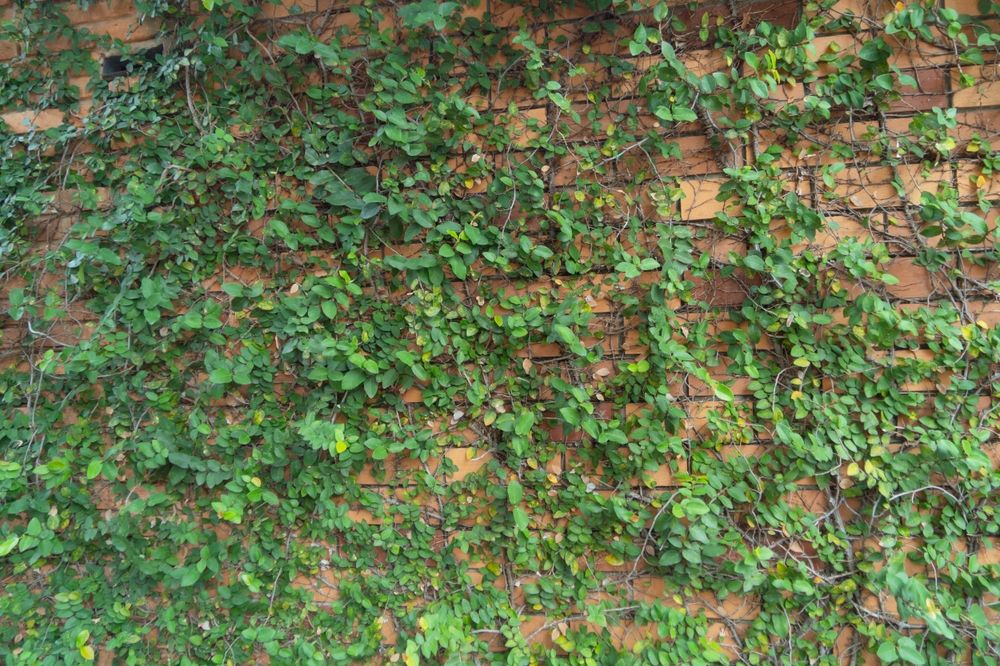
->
[1,0,999,664]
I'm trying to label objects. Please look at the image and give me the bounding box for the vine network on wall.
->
[1,0,999,664]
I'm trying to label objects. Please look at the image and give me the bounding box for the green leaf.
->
[507,480,523,504]
[341,370,366,390]
[0,534,18,557]
[896,638,924,665]
[876,643,898,662]
[86,459,103,480]
[512,506,529,532]
[209,367,233,384]
[672,107,697,122]
[677,498,710,518]
[180,567,201,587]
[743,254,766,272]
[712,382,734,402]
[554,324,586,356]
[514,410,534,437]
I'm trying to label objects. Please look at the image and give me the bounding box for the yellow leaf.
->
[335,440,348,454]
[604,554,624,566]
[80,646,95,661]
[925,597,940,616]
[793,357,810,368]
[976,173,987,189]
[846,462,860,476]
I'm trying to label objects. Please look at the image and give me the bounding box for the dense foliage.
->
[1,0,999,663]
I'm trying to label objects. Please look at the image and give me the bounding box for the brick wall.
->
[1,0,999,663]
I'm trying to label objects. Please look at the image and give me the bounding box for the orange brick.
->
[444,447,492,480]
[945,0,989,15]
[969,300,1000,326]
[828,0,896,19]
[61,0,137,23]
[0,40,16,60]
[259,0,316,19]
[487,3,527,28]
[957,162,1000,200]
[507,107,547,147]
[886,257,936,299]
[679,177,727,221]
[81,16,160,44]
[3,109,63,133]
[886,32,953,69]
[291,569,340,603]
[953,66,1000,108]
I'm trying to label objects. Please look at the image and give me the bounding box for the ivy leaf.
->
[896,638,925,665]
[341,370,366,390]
[0,535,19,557]
[208,367,232,384]
[512,506,529,532]
[559,406,580,426]
[553,324,587,356]
[615,261,640,278]
[672,107,698,122]
[876,643,898,662]
[673,498,710,519]
[712,382,734,402]
[179,567,201,587]
[507,480,523,504]
[86,459,103,480]
[514,410,534,436]
[743,254,766,272]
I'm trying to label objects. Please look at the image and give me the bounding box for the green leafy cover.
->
[0,0,998,664]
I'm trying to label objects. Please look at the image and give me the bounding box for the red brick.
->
[888,68,949,113]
